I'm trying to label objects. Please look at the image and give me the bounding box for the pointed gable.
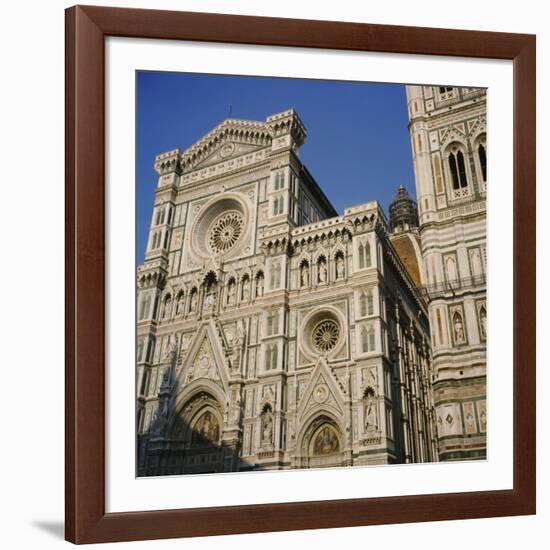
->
[297,357,346,421]
[192,142,263,171]
[178,320,229,392]
[178,118,272,173]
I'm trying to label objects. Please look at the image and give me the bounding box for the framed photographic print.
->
[65,5,536,544]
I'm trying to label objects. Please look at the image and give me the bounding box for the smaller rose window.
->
[312,319,340,353]
[208,211,244,254]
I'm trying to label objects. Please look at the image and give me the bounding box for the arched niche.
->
[297,413,345,469]
[169,390,224,449]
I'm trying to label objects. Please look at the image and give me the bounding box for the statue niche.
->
[226,277,236,306]
[335,252,345,280]
[203,272,218,313]
[175,291,184,317]
[317,256,327,284]
[300,260,310,288]
[241,274,250,302]
[363,387,378,431]
[260,404,274,448]
[188,287,198,313]
[452,310,466,344]
[255,271,264,297]
[479,305,487,339]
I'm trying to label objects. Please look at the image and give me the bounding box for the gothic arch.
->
[297,257,311,288]
[295,251,312,266]
[363,385,376,398]
[161,292,172,320]
[295,411,345,468]
[202,270,218,287]
[169,389,224,448]
[239,266,253,279]
[170,381,226,435]
[260,387,275,412]
[296,410,343,452]
[311,248,329,265]
[472,132,487,187]
[445,255,458,284]
[473,131,487,150]
[252,264,265,278]
[253,269,265,297]
[356,236,372,270]
[309,422,342,457]
[469,120,487,145]
[358,287,375,318]
[332,248,346,280]
[443,141,473,197]
[224,269,239,284]
[331,246,346,261]
[315,251,327,262]
[315,254,328,284]
[225,276,237,305]
[174,289,185,317]
[187,286,199,314]
[440,126,468,150]
[240,272,251,301]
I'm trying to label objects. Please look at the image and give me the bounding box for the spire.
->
[389,185,419,234]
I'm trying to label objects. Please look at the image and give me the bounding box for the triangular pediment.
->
[439,124,466,147]
[180,118,273,173]
[193,141,263,170]
[298,357,346,421]
[177,320,229,392]
[467,115,486,137]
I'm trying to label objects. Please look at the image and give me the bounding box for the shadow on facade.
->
[137,267,440,476]
[137,345,262,476]
[137,418,260,477]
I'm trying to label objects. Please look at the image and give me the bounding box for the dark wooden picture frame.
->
[65,5,536,544]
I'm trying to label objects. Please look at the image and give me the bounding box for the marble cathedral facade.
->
[136,95,483,476]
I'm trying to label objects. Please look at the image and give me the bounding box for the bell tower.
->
[406,85,487,460]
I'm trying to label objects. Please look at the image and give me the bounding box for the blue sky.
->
[136,72,415,263]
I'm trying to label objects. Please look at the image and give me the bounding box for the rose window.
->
[207,211,244,254]
[312,319,340,353]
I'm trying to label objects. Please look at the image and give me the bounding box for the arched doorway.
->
[169,391,225,474]
[300,414,345,469]
[190,408,220,447]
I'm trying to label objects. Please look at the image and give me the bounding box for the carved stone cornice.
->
[137,262,168,289]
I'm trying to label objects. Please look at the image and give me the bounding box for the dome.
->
[389,185,419,233]
[390,232,423,287]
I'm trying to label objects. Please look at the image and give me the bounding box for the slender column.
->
[198,285,205,318]
[409,324,425,463]
[395,302,412,463]
[418,348,432,461]
[404,335,416,461]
